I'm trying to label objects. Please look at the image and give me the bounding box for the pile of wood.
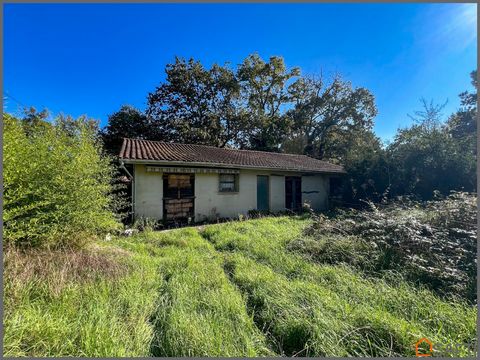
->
[165,199,193,220]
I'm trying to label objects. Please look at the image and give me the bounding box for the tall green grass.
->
[202,217,477,357]
[3,217,477,357]
[140,228,271,356]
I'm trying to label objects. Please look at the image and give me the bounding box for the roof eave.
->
[120,158,346,175]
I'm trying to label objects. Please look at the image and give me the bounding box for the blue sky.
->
[4,3,477,142]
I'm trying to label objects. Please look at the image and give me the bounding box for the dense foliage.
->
[340,81,476,202]
[100,105,155,155]
[386,98,477,200]
[291,192,477,302]
[285,75,377,159]
[3,113,121,248]
[146,55,304,151]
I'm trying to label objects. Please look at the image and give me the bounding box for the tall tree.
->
[57,114,99,139]
[107,56,380,169]
[237,54,300,151]
[339,130,390,203]
[407,97,448,130]
[100,105,153,155]
[388,98,476,199]
[446,70,477,155]
[146,57,245,148]
[286,75,377,160]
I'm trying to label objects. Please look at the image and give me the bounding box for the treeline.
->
[102,54,377,158]
[101,54,477,203]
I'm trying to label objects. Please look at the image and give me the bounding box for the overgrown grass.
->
[293,192,477,302]
[202,217,477,357]
[3,242,161,356]
[139,228,271,356]
[3,216,477,357]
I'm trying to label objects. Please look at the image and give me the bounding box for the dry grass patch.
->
[3,245,129,298]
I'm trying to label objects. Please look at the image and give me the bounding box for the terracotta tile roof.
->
[119,138,345,174]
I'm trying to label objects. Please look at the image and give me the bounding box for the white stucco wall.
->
[195,170,259,221]
[301,174,329,211]
[133,165,163,219]
[194,171,288,221]
[132,164,331,221]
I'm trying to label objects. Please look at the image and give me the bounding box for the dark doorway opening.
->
[285,176,302,211]
[163,174,195,225]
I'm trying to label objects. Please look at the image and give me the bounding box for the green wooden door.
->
[257,175,269,211]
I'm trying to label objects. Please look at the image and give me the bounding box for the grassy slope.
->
[3,216,477,357]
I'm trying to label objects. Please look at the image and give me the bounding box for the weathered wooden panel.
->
[163,173,195,223]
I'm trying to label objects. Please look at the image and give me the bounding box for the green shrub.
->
[3,114,120,248]
[132,216,162,232]
[295,192,477,301]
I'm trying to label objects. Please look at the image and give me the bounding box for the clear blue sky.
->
[4,3,477,142]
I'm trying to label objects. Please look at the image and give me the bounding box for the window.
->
[219,174,238,192]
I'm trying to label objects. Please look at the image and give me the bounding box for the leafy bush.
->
[3,114,120,248]
[291,192,477,302]
[131,216,161,232]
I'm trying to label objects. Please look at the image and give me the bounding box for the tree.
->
[237,54,300,151]
[286,75,377,160]
[145,55,377,154]
[19,107,52,136]
[56,114,99,139]
[100,105,153,155]
[407,97,448,130]
[146,57,246,148]
[388,98,476,199]
[282,74,385,205]
[336,130,391,203]
[19,108,100,141]
[145,54,301,151]
[446,70,477,156]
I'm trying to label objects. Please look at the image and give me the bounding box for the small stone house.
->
[119,138,345,223]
